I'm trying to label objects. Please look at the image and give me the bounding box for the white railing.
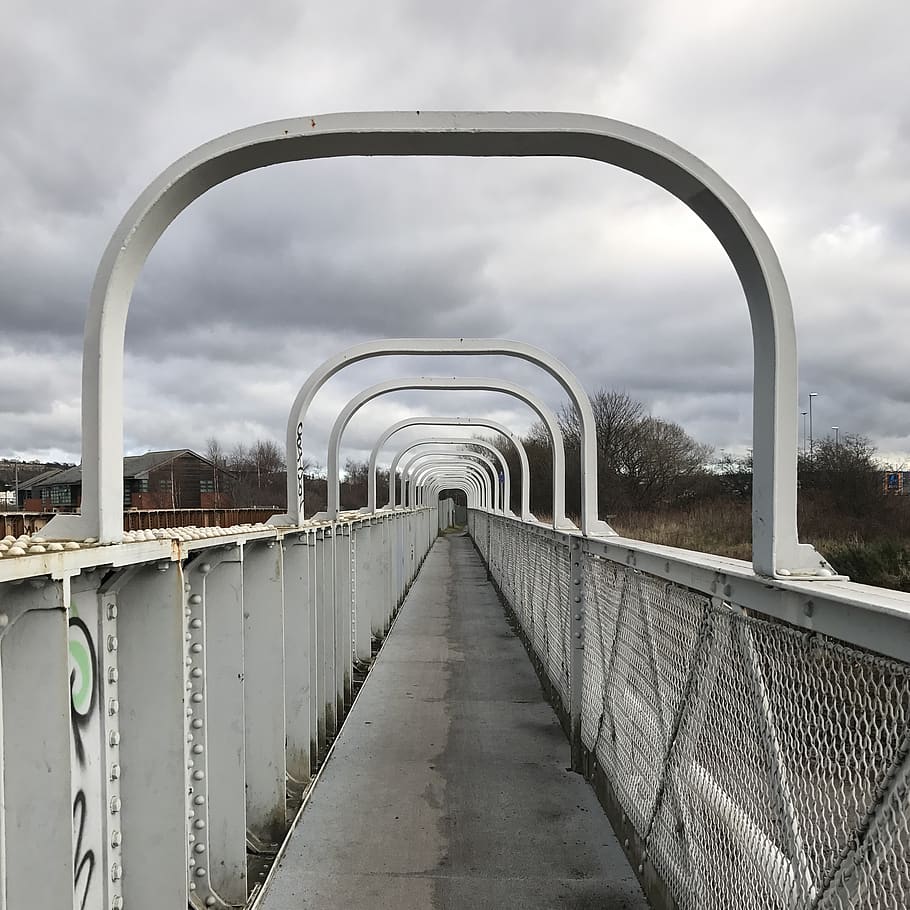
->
[468,509,910,910]
[0,508,434,910]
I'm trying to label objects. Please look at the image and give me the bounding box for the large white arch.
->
[313,376,576,529]
[281,338,606,532]
[367,416,532,520]
[399,449,501,513]
[43,110,828,576]
[386,438,511,514]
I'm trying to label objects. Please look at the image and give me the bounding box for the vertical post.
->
[321,527,337,739]
[282,531,312,788]
[187,546,247,906]
[306,531,318,770]
[333,525,351,716]
[241,540,288,846]
[313,529,328,755]
[353,522,373,663]
[113,561,190,910]
[569,534,586,772]
[0,594,72,910]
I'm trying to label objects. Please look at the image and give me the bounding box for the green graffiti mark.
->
[69,638,93,713]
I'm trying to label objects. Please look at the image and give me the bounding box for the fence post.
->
[569,534,586,772]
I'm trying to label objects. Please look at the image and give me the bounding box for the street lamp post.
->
[801,411,808,456]
[832,426,840,448]
[808,393,819,461]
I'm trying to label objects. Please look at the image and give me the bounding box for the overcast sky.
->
[2,0,909,474]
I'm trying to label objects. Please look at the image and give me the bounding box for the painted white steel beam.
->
[367,416,533,520]
[47,110,827,576]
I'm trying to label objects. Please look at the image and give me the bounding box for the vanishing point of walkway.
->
[260,532,648,909]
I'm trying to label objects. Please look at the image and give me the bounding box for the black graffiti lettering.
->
[73,791,95,910]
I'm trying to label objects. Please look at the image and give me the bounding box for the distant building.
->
[31,449,234,512]
[883,471,910,495]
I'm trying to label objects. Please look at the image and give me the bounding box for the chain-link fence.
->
[468,510,910,910]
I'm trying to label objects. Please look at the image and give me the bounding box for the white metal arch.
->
[412,461,488,509]
[44,109,828,576]
[415,463,489,510]
[387,438,511,514]
[428,477,481,510]
[368,416,533,520]
[430,480,478,510]
[399,449,500,513]
[314,376,575,529]
[279,338,606,533]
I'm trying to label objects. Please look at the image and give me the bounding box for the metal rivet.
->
[199,563,212,575]
[574,632,582,639]
[193,744,203,754]
[109,731,121,747]
[574,595,581,603]
[205,896,216,907]
[185,583,192,592]
[191,667,202,678]
[194,843,206,854]
[189,594,203,605]
[188,834,195,844]
[111,830,122,848]
[194,819,206,829]
[107,603,118,620]
[110,796,121,814]
[111,863,122,881]
[190,618,202,629]
[193,770,204,781]
[191,644,202,654]
[112,896,124,909]
[194,795,205,805]
[192,693,203,703]
[195,867,207,877]
[185,633,192,642]
[108,699,119,716]
[107,635,118,652]
[192,719,203,729]
[108,667,119,684]
[574,614,582,622]
[110,763,121,780]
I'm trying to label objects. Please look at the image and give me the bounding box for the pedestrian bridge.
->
[1,112,908,910]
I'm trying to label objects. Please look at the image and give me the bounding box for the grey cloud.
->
[2,0,909,469]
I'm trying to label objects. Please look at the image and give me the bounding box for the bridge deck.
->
[260,532,647,909]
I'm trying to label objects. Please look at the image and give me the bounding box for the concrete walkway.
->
[260,532,648,909]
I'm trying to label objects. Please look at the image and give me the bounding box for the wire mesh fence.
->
[468,510,910,910]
